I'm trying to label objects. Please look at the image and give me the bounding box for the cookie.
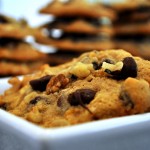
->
[0,38,48,62]
[115,40,150,59]
[105,0,150,11]
[1,49,150,127]
[40,0,116,20]
[47,50,80,65]
[0,61,45,76]
[0,14,37,38]
[42,17,113,35]
[35,32,114,52]
[113,21,150,35]
[41,19,113,36]
[114,8,150,23]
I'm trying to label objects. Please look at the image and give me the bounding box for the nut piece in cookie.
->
[69,62,94,78]
[120,77,150,113]
[46,74,69,94]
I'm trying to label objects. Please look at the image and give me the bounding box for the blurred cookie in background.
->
[39,0,116,20]
[35,30,115,52]
[40,16,114,35]
[34,0,116,65]
[0,14,50,77]
[99,0,150,59]
[102,0,150,11]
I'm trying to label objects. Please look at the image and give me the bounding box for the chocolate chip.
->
[70,74,78,80]
[68,89,96,106]
[92,62,100,70]
[30,96,50,105]
[0,104,7,110]
[104,57,137,80]
[30,75,53,92]
[119,90,134,109]
[29,96,42,105]
[121,57,137,79]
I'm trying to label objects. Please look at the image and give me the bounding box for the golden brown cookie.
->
[0,61,45,76]
[40,0,116,20]
[1,49,150,127]
[35,32,114,52]
[0,38,48,62]
[114,21,150,35]
[41,18,113,35]
[47,50,80,65]
[105,0,150,11]
[0,14,37,38]
[115,9,150,23]
[115,40,150,59]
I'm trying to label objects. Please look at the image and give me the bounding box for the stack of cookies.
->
[108,0,150,59]
[0,14,49,76]
[35,0,117,65]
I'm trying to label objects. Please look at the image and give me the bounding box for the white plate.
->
[0,77,150,150]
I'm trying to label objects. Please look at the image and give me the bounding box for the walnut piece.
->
[69,62,94,78]
[46,74,69,94]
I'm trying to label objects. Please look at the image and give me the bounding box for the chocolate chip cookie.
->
[1,49,150,128]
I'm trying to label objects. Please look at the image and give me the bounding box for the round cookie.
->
[0,38,48,62]
[114,22,150,35]
[0,61,45,76]
[0,14,37,39]
[41,18,113,35]
[40,0,116,20]
[35,31,114,52]
[1,49,150,127]
[103,0,150,11]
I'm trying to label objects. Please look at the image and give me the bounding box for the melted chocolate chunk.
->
[104,57,137,80]
[120,57,137,79]
[68,89,96,106]
[30,75,53,92]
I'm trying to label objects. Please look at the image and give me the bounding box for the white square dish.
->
[0,77,150,150]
